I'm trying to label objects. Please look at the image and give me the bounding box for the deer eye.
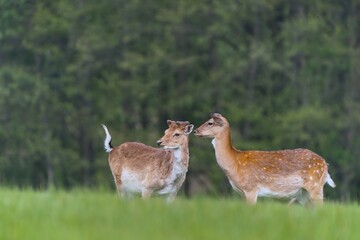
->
[207,122,213,126]
[174,133,180,137]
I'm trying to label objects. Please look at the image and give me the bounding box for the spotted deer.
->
[194,113,335,205]
[102,120,193,202]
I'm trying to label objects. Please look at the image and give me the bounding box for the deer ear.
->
[212,113,222,118]
[167,120,173,126]
[212,113,224,126]
[184,124,194,135]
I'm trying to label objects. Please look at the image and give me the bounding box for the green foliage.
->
[0,0,359,200]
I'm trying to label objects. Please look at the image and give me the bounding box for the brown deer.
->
[102,120,193,202]
[194,113,335,205]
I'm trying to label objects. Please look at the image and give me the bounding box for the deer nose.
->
[156,140,162,146]
[193,130,197,134]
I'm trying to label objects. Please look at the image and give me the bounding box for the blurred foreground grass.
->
[0,188,359,240]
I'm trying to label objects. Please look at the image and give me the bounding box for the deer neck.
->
[171,140,189,168]
[212,128,237,172]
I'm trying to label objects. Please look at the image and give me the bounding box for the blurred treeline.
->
[0,0,359,200]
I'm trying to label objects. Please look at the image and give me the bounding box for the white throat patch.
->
[163,146,180,150]
[172,148,182,162]
[211,139,216,149]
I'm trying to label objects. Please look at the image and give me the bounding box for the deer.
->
[194,113,336,205]
[101,120,194,202]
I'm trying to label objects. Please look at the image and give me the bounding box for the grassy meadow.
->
[0,188,359,240]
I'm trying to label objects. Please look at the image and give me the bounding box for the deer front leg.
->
[244,190,258,205]
[165,192,178,203]
[141,188,153,199]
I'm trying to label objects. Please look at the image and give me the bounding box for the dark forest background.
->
[0,0,359,201]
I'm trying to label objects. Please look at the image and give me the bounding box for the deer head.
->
[157,120,194,149]
[194,113,229,138]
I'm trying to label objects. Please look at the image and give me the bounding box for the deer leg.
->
[141,188,153,199]
[113,175,123,198]
[296,190,311,206]
[310,193,324,206]
[166,192,177,203]
[307,187,324,206]
[244,190,258,205]
[288,198,297,206]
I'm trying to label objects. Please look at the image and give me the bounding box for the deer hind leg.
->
[288,194,310,206]
[305,161,328,206]
[113,174,127,198]
[287,189,311,206]
[309,189,324,205]
[288,197,297,206]
[294,189,311,206]
[306,186,324,206]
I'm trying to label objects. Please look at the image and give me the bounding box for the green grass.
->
[0,188,359,240]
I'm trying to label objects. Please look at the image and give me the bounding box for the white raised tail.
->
[326,173,336,188]
[101,124,113,153]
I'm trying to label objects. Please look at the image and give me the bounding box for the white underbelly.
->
[257,187,302,198]
[121,169,143,193]
[257,175,304,198]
